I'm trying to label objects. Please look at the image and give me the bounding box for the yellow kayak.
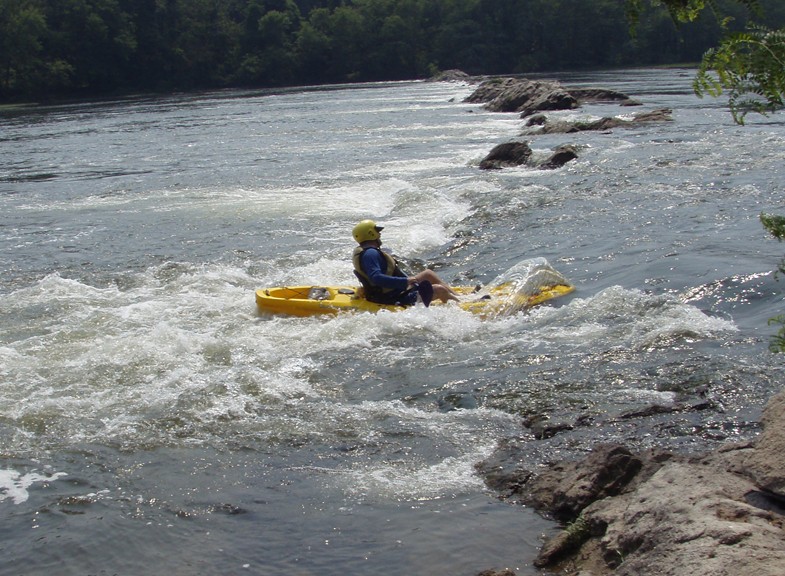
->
[255,282,574,318]
[256,258,575,318]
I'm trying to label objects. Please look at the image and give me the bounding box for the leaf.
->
[695,25,785,124]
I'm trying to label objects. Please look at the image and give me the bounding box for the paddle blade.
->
[417,280,433,307]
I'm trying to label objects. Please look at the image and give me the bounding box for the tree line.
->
[2,0,782,102]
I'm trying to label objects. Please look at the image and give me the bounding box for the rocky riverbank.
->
[435,70,785,576]
[434,70,785,576]
[475,388,785,576]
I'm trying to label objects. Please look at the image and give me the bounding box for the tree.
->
[695,25,785,124]
[627,2,784,352]
[326,5,367,81]
[0,0,72,97]
[628,0,784,124]
[43,0,136,94]
[295,11,332,83]
[1,0,43,94]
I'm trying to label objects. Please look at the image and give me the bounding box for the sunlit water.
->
[1,69,783,575]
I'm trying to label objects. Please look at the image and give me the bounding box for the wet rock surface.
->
[475,389,785,576]
[465,77,578,117]
[478,142,578,170]
[466,77,668,172]
[524,108,673,134]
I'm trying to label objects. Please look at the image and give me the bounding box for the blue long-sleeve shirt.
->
[360,248,409,293]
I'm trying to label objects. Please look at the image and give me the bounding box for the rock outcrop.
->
[464,77,639,117]
[476,388,785,576]
[745,389,785,498]
[465,78,578,117]
[468,77,656,171]
[478,141,533,169]
[428,69,473,83]
[478,142,578,170]
[568,87,641,106]
[524,108,673,134]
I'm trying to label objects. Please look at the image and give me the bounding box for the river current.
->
[1,68,783,575]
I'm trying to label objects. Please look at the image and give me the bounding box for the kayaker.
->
[352,219,461,305]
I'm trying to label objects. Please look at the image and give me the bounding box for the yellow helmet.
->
[352,219,383,243]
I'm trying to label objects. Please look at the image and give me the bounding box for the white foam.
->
[555,285,737,349]
[327,402,517,501]
[0,469,67,505]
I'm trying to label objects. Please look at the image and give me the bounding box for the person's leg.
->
[414,270,459,298]
[432,283,460,303]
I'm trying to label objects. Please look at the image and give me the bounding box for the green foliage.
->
[2,0,784,101]
[0,0,773,101]
[761,213,785,242]
[626,0,761,27]
[761,213,785,353]
[564,513,591,545]
[0,0,50,93]
[623,1,784,124]
[695,25,785,123]
[768,315,785,353]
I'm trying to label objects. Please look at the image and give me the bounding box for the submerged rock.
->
[524,108,674,134]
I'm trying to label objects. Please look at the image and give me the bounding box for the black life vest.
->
[352,245,408,304]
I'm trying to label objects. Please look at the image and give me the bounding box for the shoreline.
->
[461,73,785,575]
[478,387,785,576]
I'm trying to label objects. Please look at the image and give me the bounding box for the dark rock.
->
[429,69,472,83]
[568,87,640,105]
[464,77,522,104]
[525,108,673,134]
[478,141,532,170]
[527,417,574,439]
[538,144,578,170]
[517,444,645,523]
[619,403,676,419]
[479,141,578,171]
[465,77,578,116]
[745,388,785,498]
[475,462,533,499]
[634,108,674,122]
[517,87,577,118]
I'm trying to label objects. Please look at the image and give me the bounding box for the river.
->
[1,68,783,575]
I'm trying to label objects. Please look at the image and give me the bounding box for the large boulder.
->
[494,439,785,576]
[465,78,578,117]
[581,455,785,576]
[521,444,645,523]
[745,388,785,497]
[476,392,785,576]
[478,141,533,169]
[478,141,578,170]
[567,87,641,106]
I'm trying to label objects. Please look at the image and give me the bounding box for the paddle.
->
[415,280,433,307]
